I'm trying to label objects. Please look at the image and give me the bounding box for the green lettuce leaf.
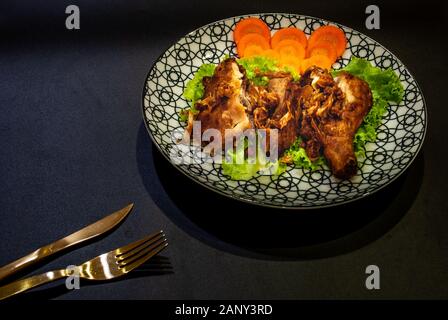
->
[237,55,300,86]
[181,63,216,119]
[222,138,286,181]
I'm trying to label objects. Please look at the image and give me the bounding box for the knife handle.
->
[0,242,63,282]
[0,268,68,300]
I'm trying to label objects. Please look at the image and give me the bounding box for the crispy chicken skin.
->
[299,67,373,179]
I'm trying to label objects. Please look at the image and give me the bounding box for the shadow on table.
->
[10,255,173,301]
[137,123,424,260]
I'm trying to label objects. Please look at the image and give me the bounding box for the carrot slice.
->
[234,17,271,44]
[307,42,337,64]
[237,33,270,57]
[308,25,347,57]
[261,49,280,61]
[300,54,333,73]
[273,39,306,60]
[271,27,308,49]
[279,55,301,73]
[243,45,266,57]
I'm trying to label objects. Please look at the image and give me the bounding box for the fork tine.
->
[115,230,164,257]
[119,238,167,266]
[120,242,168,273]
[117,234,166,261]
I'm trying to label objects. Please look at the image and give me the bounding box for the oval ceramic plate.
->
[142,13,427,209]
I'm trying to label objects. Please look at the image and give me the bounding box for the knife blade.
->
[0,203,134,282]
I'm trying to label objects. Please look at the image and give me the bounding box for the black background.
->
[0,0,447,299]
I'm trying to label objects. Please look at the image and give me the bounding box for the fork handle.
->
[0,269,68,300]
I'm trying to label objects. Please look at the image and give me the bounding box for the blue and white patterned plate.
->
[142,13,427,209]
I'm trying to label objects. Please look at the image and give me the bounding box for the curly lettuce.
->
[237,55,300,86]
[181,63,216,119]
[333,57,404,157]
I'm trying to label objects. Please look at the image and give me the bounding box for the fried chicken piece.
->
[299,67,346,160]
[299,67,373,179]
[183,58,251,145]
[267,78,302,153]
[248,74,301,154]
[242,82,278,114]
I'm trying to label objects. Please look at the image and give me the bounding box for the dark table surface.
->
[1,0,447,299]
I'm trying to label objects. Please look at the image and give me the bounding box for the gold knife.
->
[0,203,134,282]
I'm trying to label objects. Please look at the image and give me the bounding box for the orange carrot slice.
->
[237,33,270,57]
[271,27,308,49]
[234,17,271,44]
[279,55,301,73]
[300,54,333,73]
[307,42,337,64]
[273,39,306,60]
[308,25,347,57]
[261,49,280,60]
[243,45,266,57]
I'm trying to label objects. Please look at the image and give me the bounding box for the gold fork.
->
[0,230,167,300]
